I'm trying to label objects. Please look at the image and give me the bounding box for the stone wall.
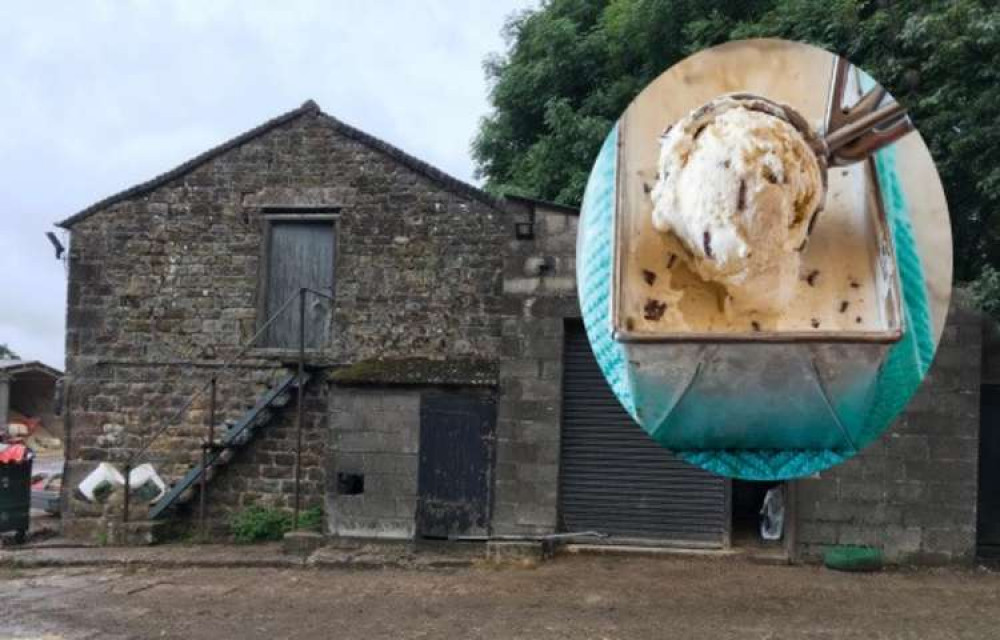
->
[794,291,982,564]
[64,107,504,367]
[201,379,329,535]
[60,104,505,538]
[493,200,580,535]
[59,361,331,538]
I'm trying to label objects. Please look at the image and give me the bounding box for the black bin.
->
[0,457,33,543]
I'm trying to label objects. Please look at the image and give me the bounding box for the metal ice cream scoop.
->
[823,56,914,167]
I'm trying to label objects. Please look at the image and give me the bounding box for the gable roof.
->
[57,100,501,229]
[0,359,63,379]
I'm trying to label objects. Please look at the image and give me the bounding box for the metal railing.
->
[120,286,334,537]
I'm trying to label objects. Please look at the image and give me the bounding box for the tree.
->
[474,0,1000,283]
[0,343,18,360]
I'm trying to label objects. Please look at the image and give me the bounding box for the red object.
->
[0,444,29,463]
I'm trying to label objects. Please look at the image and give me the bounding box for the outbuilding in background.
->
[0,359,63,452]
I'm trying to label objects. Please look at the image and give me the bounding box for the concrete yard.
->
[2,552,998,639]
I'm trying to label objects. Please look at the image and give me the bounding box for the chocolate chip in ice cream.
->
[702,231,713,258]
[805,269,820,287]
[761,165,779,184]
[643,299,668,321]
[642,269,657,286]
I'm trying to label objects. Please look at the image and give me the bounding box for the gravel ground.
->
[1,554,998,639]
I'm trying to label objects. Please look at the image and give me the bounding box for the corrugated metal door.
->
[264,221,334,349]
[416,393,496,539]
[559,322,728,545]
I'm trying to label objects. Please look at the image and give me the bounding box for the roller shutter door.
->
[559,322,728,545]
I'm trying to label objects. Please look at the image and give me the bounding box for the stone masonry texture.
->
[794,290,983,564]
[60,104,506,539]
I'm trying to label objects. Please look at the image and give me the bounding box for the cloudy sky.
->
[0,0,535,370]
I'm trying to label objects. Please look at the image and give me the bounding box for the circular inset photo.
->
[577,38,952,480]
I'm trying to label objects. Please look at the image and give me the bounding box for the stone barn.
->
[55,101,989,564]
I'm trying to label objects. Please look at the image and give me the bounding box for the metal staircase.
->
[118,286,335,535]
[148,371,310,520]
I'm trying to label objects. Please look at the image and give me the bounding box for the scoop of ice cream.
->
[650,95,825,315]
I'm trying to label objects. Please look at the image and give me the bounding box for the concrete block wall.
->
[326,387,421,539]
[494,201,580,535]
[794,291,982,564]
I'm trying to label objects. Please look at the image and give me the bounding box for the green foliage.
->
[970,265,1000,320]
[0,343,18,360]
[230,506,292,543]
[474,0,1000,282]
[297,506,324,532]
[229,505,323,543]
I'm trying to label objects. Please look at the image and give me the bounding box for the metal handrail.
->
[124,288,301,466]
[120,286,335,533]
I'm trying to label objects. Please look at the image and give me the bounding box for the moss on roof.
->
[328,358,497,386]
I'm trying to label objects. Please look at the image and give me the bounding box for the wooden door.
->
[263,220,334,349]
[416,393,496,539]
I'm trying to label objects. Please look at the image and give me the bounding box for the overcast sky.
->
[0,1,535,370]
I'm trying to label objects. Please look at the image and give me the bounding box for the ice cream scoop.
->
[649,63,913,317]
[650,94,827,315]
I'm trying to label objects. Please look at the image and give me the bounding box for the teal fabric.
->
[577,125,637,422]
[577,120,936,480]
[852,142,935,449]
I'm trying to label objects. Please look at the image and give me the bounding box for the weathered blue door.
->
[416,393,495,539]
